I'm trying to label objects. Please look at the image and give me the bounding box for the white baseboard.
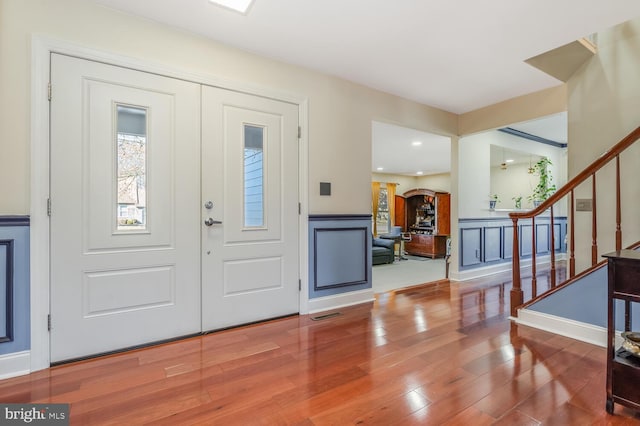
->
[450,253,567,282]
[0,351,31,380]
[307,289,375,314]
[516,309,607,347]
[450,262,515,281]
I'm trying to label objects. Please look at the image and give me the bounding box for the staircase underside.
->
[525,37,596,82]
[516,246,640,346]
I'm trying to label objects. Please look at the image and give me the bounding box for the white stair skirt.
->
[516,309,608,347]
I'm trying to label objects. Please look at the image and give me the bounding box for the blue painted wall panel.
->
[309,215,372,299]
[520,225,532,257]
[459,217,567,271]
[315,228,367,289]
[503,226,513,260]
[529,247,640,330]
[461,228,481,266]
[483,227,502,262]
[0,218,30,356]
[536,224,549,254]
[0,244,6,338]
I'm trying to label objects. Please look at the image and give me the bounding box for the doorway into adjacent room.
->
[371,121,452,293]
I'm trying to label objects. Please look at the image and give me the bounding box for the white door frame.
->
[30,35,310,372]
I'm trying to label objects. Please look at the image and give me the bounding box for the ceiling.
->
[92,0,640,114]
[91,1,632,176]
[507,112,568,145]
[372,121,451,176]
[489,145,540,169]
[373,112,566,176]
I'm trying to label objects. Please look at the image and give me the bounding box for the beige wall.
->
[371,173,419,196]
[371,172,451,195]
[416,173,451,193]
[458,85,567,136]
[567,18,640,272]
[458,130,567,218]
[0,0,457,215]
[11,0,627,279]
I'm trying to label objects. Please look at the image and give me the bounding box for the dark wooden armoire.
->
[394,188,450,258]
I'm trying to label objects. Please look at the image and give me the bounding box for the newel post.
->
[510,217,523,317]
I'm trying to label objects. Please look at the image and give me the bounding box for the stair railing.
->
[509,126,640,317]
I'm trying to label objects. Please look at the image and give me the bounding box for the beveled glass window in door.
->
[116,105,147,231]
[244,125,265,228]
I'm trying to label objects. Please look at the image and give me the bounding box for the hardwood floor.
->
[2,270,640,425]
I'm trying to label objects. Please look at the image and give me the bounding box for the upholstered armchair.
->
[372,237,395,265]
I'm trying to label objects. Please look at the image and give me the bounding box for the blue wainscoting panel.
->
[460,228,482,267]
[459,217,567,271]
[0,241,13,343]
[553,223,563,251]
[483,227,502,263]
[536,224,549,254]
[520,225,532,257]
[0,216,30,356]
[528,258,640,331]
[502,226,513,260]
[314,228,367,290]
[309,215,372,299]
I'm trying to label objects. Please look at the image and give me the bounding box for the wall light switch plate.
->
[576,199,593,211]
[320,182,331,196]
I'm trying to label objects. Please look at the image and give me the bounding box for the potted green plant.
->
[512,195,523,210]
[489,194,499,210]
[528,157,556,207]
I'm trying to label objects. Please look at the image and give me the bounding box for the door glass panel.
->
[116,105,147,231]
[244,125,264,228]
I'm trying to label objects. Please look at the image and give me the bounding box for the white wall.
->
[568,18,640,272]
[458,130,567,218]
[457,135,491,218]
[0,0,458,215]
[490,163,540,210]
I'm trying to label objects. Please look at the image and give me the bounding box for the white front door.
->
[201,86,300,330]
[50,54,201,362]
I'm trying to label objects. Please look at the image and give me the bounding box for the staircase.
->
[508,126,640,329]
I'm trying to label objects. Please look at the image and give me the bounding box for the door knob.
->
[204,218,222,226]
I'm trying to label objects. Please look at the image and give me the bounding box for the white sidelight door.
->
[50,54,201,362]
[201,86,300,331]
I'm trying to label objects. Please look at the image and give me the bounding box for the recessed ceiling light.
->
[208,0,255,14]
[416,171,424,175]
[376,167,384,171]
[412,141,423,146]
[506,159,514,163]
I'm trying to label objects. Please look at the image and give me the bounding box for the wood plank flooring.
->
[2,269,640,425]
